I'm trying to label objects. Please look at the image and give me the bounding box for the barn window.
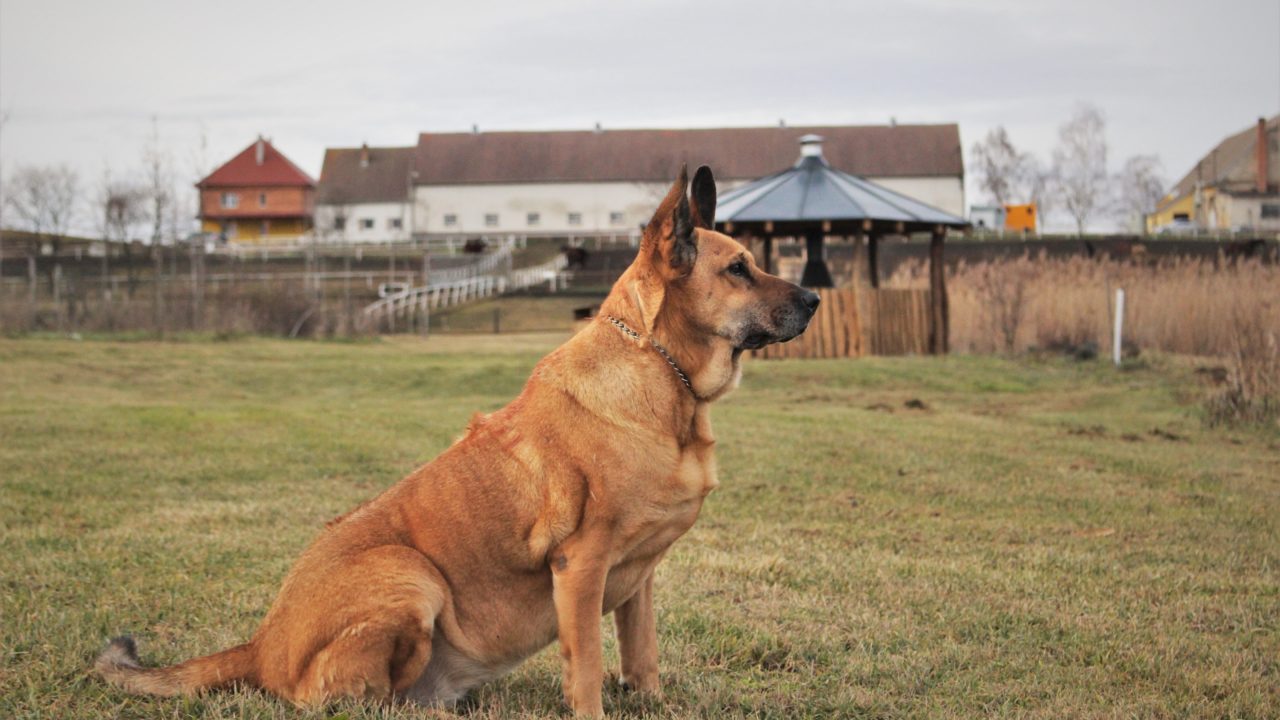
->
[609,211,624,225]
[334,216,346,231]
[484,213,499,227]
[527,212,540,227]
[220,193,239,209]
[258,193,267,207]
[360,218,374,230]
[388,218,403,229]
[567,212,582,226]
[1261,204,1280,219]
[443,214,458,227]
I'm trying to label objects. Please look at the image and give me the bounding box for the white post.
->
[1113,288,1125,367]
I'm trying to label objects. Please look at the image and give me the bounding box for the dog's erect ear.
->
[642,164,698,273]
[690,165,716,230]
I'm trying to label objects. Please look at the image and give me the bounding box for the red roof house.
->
[197,137,315,244]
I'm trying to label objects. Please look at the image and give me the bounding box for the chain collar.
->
[604,315,697,398]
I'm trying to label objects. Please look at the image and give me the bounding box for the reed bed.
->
[890,253,1280,424]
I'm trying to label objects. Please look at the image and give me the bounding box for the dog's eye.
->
[727,261,749,278]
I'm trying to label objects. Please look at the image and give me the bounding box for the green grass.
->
[429,294,606,334]
[1,336,1277,719]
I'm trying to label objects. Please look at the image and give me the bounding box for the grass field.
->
[1,335,1277,719]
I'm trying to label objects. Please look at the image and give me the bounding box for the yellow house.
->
[1148,116,1279,233]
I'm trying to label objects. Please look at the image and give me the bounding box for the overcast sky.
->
[1,0,1277,232]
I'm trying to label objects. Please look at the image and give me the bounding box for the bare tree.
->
[142,116,172,247]
[971,127,1030,206]
[1114,155,1166,233]
[98,173,146,242]
[4,164,80,294]
[139,117,175,329]
[0,109,10,277]
[96,170,147,296]
[1022,156,1056,233]
[1053,104,1110,235]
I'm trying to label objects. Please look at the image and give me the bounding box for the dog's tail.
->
[94,636,256,697]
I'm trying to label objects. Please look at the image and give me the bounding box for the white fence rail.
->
[427,242,514,284]
[363,254,569,330]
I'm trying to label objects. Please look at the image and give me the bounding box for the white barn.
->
[408,125,964,241]
[315,125,965,244]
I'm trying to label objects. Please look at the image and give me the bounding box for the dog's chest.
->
[674,438,719,498]
[617,439,717,560]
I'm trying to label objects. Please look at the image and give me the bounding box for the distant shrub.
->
[1206,297,1280,427]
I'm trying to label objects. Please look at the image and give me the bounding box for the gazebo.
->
[715,134,968,354]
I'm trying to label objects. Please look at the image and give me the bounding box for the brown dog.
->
[95,165,818,716]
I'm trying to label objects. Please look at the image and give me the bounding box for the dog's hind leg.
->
[285,545,446,707]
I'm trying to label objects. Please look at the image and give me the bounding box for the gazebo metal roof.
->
[715,135,968,234]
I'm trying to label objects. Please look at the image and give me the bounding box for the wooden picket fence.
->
[859,288,932,356]
[751,287,931,359]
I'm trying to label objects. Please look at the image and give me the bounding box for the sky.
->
[1,0,1277,233]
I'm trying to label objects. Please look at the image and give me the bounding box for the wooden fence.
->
[751,287,931,359]
[859,288,932,356]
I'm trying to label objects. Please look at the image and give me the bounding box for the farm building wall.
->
[314,201,412,243]
[410,177,962,238]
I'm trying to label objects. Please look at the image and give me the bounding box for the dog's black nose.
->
[801,291,821,314]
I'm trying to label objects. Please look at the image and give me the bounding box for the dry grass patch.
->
[892,253,1280,427]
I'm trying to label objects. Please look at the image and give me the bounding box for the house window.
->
[220,192,239,209]
[260,220,270,236]
[1262,203,1280,219]
[334,216,346,231]
[258,192,267,207]
[388,217,403,229]
[527,212,540,227]
[484,213,498,227]
[567,212,582,226]
[609,211,625,225]
[443,214,458,227]
[359,218,374,230]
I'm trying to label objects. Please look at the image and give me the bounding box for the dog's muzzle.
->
[776,289,820,343]
[741,289,820,348]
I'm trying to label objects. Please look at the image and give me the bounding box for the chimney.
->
[255,135,265,166]
[797,134,826,164]
[1256,117,1269,194]
[360,142,370,168]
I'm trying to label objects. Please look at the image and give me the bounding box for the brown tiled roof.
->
[1171,115,1279,198]
[412,125,963,185]
[198,138,315,188]
[316,146,415,204]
